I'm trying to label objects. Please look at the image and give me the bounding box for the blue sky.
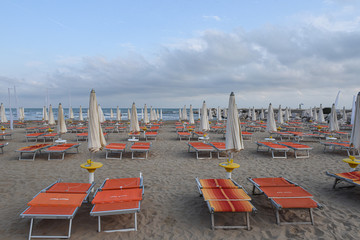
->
[1,0,360,108]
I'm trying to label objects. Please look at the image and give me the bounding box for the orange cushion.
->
[199,179,237,189]
[260,186,312,198]
[92,201,140,212]
[272,198,318,209]
[202,188,251,201]
[209,200,254,212]
[102,178,141,190]
[28,193,86,207]
[46,183,92,194]
[336,171,360,181]
[252,177,294,187]
[23,206,77,215]
[92,189,143,204]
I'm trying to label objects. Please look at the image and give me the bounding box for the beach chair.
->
[277,142,313,158]
[130,142,151,159]
[25,133,45,142]
[177,131,191,141]
[248,177,322,225]
[209,142,227,159]
[241,131,253,141]
[196,178,256,230]
[326,171,360,189]
[0,142,8,153]
[187,142,214,159]
[321,142,359,156]
[76,132,108,142]
[104,143,126,160]
[145,131,158,141]
[43,143,80,160]
[0,132,12,140]
[128,131,141,139]
[16,143,52,160]
[90,175,144,232]
[20,180,94,240]
[255,141,290,159]
[40,132,59,142]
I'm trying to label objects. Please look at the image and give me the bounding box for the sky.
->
[1,0,360,109]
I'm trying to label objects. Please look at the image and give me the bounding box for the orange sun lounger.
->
[145,131,158,141]
[90,175,144,233]
[196,178,256,230]
[105,143,126,159]
[0,142,8,153]
[25,132,45,142]
[248,177,322,225]
[0,132,12,140]
[130,142,151,159]
[256,141,290,159]
[321,142,359,156]
[40,133,59,142]
[20,180,93,239]
[277,142,313,158]
[187,142,214,159]
[76,132,108,142]
[16,143,53,160]
[326,171,360,188]
[43,143,80,160]
[177,131,191,141]
[209,142,227,159]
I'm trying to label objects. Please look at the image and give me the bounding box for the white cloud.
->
[202,15,221,21]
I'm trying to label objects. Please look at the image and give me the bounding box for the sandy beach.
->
[0,121,359,240]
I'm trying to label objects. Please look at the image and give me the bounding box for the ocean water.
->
[1,108,202,121]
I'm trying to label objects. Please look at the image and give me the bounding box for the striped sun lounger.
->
[130,142,151,159]
[16,143,53,161]
[43,143,80,160]
[255,141,290,159]
[326,171,360,189]
[277,142,313,158]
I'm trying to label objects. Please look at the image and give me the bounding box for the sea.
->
[1,108,202,121]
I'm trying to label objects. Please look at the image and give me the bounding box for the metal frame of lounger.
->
[177,132,191,141]
[247,177,298,195]
[208,142,227,159]
[20,207,78,240]
[255,142,289,159]
[187,142,213,159]
[44,144,80,160]
[145,132,158,141]
[0,132,12,140]
[16,144,52,161]
[325,171,360,189]
[130,143,151,159]
[41,133,59,142]
[26,133,45,142]
[0,142,8,153]
[206,201,256,230]
[277,142,313,158]
[321,142,359,156]
[105,144,126,160]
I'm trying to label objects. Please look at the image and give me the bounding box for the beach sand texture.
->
[0,122,359,240]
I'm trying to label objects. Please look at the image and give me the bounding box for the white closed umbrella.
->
[43,106,48,122]
[150,106,155,121]
[342,106,347,123]
[160,109,163,120]
[88,90,106,153]
[57,103,67,139]
[141,108,144,121]
[309,107,313,118]
[69,106,74,119]
[127,108,131,121]
[200,101,210,131]
[153,108,158,121]
[351,96,356,125]
[129,102,140,132]
[179,108,182,121]
[189,105,195,124]
[217,106,222,121]
[156,109,159,120]
[313,107,318,122]
[318,104,325,123]
[266,103,277,132]
[98,105,105,123]
[48,105,55,125]
[278,105,283,124]
[198,108,201,120]
[116,106,121,121]
[284,107,289,122]
[0,103,8,123]
[182,105,187,121]
[79,106,83,121]
[252,107,256,121]
[144,104,149,124]
[110,108,114,120]
[19,107,25,122]
[248,107,251,119]
[329,103,340,132]
[350,92,360,154]
[260,108,265,120]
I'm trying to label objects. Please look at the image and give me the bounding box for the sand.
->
[0,122,359,240]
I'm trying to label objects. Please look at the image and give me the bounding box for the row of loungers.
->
[25,133,59,142]
[255,141,313,159]
[321,141,359,156]
[187,142,229,159]
[196,177,322,229]
[21,175,144,239]
[16,143,80,161]
[105,142,152,159]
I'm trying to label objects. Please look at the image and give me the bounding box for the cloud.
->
[202,15,221,21]
[2,12,360,108]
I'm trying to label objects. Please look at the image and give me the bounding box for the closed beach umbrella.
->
[144,104,149,124]
[19,107,25,122]
[198,108,201,120]
[88,90,106,153]
[189,105,195,124]
[200,101,210,131]
[141,108,144,121]
[217,106,222,121]
[313,107,318,122]
[110,108,114,120]
[248,107,251,118]
[127,108,131,121]
[179,108,182,121]
[252,107,256,121]
[57,103,67,137]
[309,107,313,118]
[225,92,244,154]
[79,105,83,121]
[0,103,8,123]
[329,103,340,132]
[153,108,158,121]
[278,105,283,124]
[129,102,140,132]
[160,109,163,120]
[48,105,55,125]
[342,106,347,123]
[260,108,265,120]
[284,107,289,122]
[318,104,325,123]
[116,106,121,121]
[43,106,48,121]
[98,105,105,123]
[350,92,360,152]
[266,103,277,132]
[150,106,155,121]
[69,106,74,119]
[156,109,159,120]
[351,96,356,125]
[182,105,187,121]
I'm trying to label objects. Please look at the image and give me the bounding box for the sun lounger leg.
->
[211,213,215,230]
[246,212,250,230]
[98,213,138,233]
[276,210,281,225]
[309,208,314,225]
[28,218,72,239]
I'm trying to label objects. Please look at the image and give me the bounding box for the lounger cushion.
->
[202,188,251,201]
[272,198,318,209]
[92,201,140,212]
[23,206,77,215]
[260,186,313,198]
[28,193,87,207]
[106,143,126,150]
[92,189,143,204]
[199,179,237,189]
[336,171,360,180]
[46,183,92,194]
[252,177,295,187]
[209,200,254,212]
[102,178,141,190]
